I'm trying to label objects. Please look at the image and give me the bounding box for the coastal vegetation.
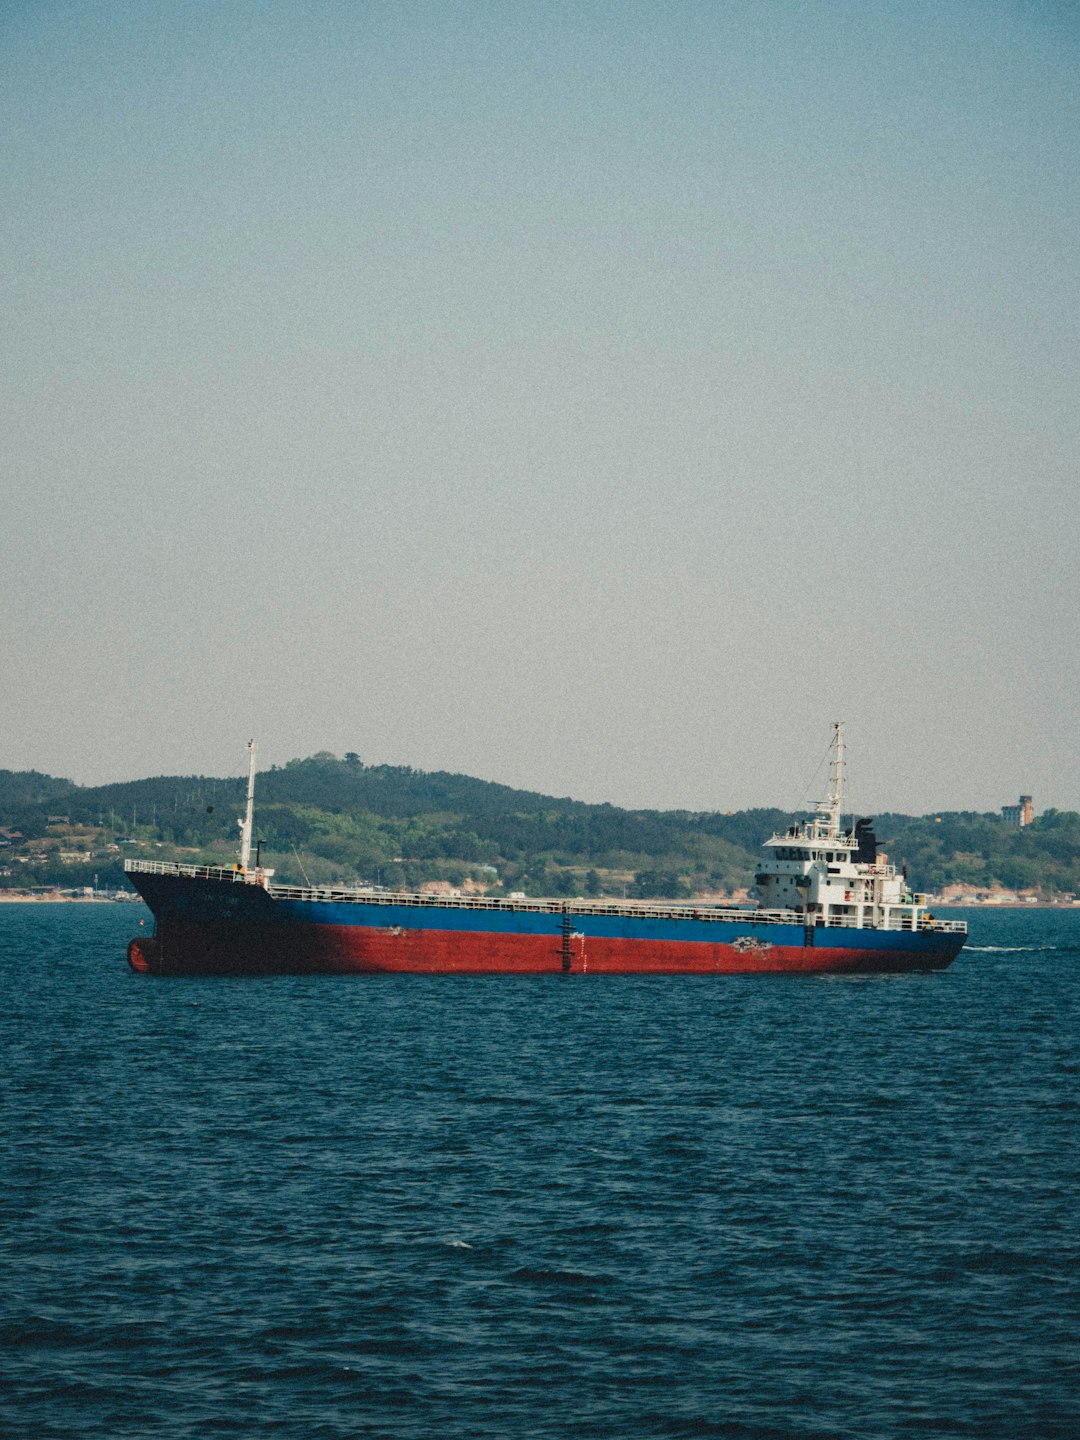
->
[1,754,1077,901]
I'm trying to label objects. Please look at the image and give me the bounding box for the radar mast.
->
[238,740,256,871]
[814,721,845,839]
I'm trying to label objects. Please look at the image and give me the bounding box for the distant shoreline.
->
[0,894,141,904]
[938,903,1080,911]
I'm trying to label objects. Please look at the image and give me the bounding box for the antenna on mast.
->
[238,740,256,872]
[812,721,845,837]
[827,721,844,835]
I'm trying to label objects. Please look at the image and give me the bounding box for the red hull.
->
[130,919,959,977]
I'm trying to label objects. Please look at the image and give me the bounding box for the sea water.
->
[1,903,1078,1439]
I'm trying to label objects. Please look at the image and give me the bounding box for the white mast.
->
[813,721,845,838]
[238,739,256,872]
[827,720,845,836]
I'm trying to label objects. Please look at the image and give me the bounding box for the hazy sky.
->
[3,0,1078,815]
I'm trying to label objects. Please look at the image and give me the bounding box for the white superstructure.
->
[754,723,930,931]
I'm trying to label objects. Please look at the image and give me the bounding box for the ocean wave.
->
[966,944,1062,953]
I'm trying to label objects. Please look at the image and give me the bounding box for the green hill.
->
[1,754,1077,900]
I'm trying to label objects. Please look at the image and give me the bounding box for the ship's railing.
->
[265,884,807,927]
[123,859,966,934]
[825,913,966,934]
[125,859,252,883]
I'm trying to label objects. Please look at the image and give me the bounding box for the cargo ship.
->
[125,728,966,976]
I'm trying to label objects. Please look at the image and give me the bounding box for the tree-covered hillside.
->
[871,809,1080,897]
[1,754,1077,900]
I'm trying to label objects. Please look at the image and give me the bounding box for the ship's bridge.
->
[756,814,927,933]
[754,729,925,930]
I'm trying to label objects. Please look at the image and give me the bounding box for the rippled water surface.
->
[2,903,1079,1439]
